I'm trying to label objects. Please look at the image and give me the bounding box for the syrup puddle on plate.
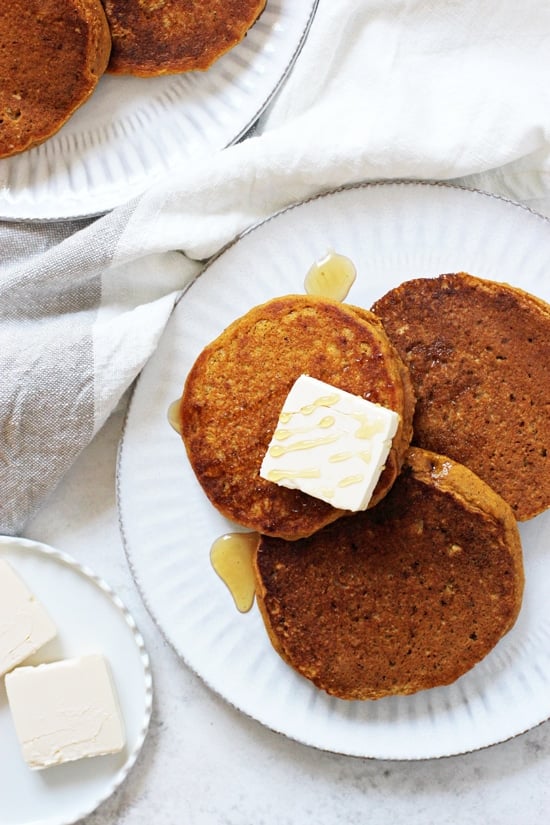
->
[167,399,182,434]
[210,532,259,613]
[173,249,358,613]
[304,249,357,302]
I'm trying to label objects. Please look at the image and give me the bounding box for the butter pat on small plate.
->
[0,535,152,825]
[0,559,57,677]
[6,654,125,770]
[260,375,399,511]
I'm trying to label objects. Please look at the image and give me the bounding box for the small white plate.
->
[0,536,152,825]
[117,181,550,760]
[0,0,318,221]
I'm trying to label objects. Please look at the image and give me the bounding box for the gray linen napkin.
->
[1,209,130,533]
[2,0,550,535]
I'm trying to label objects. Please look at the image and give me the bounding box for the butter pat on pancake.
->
[103,0,267,76]
[373,272,550,521]
[260,374,400,511]
[179,295,415,540]
[254,448,524,700]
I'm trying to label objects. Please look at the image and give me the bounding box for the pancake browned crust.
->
[0,1,111,159]
[103,0,266,76]
[372,272,550,521]
[179,294,415,540]
[254,448,524,700]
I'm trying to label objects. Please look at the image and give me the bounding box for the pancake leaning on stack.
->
[103,0,267,75]
[0,0,111,158]
[254,448,524,700]
[372,272,550,521]
[178,294,415,540]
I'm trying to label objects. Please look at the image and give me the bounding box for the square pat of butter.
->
[0,559,57,677]
[5,654,126,770]
[260,374,400,511]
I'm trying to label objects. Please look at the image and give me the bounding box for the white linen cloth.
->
[1,0,550,534]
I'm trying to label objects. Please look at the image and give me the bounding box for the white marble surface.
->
[23,394,550,825]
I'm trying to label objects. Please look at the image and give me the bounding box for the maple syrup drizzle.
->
[304,250,357,302]
[269,433,339,458]
[274,414,335,441]
[352,413,385,439]
[167,398,183,434]
[266,467,321,483]
[337,474,364,488]
[329,451,354,463]
[299,394,340,415]
[210,532,259,613]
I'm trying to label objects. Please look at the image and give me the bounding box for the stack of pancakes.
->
[180,295,415,540]
[0,0,266,158]
[178,273,550,701]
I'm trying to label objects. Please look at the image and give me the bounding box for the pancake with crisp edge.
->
[254,448,524,700]
[372,272,550,521]
[103,0,266,76]
[0,0,111,158]
[178,294,415,540]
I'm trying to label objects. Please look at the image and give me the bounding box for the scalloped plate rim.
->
[0,535,153,825]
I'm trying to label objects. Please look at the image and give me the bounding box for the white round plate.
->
[0,536,152,825]
[0,0,317,221]
[117,181,550,760]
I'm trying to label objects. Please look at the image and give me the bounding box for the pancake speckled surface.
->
[179,294,415,539]
[254,448,524,700]
[372,272,550,521]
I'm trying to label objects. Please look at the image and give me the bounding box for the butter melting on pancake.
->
[179,294,415,540]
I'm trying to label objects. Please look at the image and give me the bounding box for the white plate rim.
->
[0,0,319,222]
[116,179,550,761]
[171,179,550,314]
[0,534,153,825]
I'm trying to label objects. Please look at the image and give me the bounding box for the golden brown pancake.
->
[0,1,111,159]
[372,272,550,521]
[179,294,415,540]
[254,448,524,700]
[103,0,266,76]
